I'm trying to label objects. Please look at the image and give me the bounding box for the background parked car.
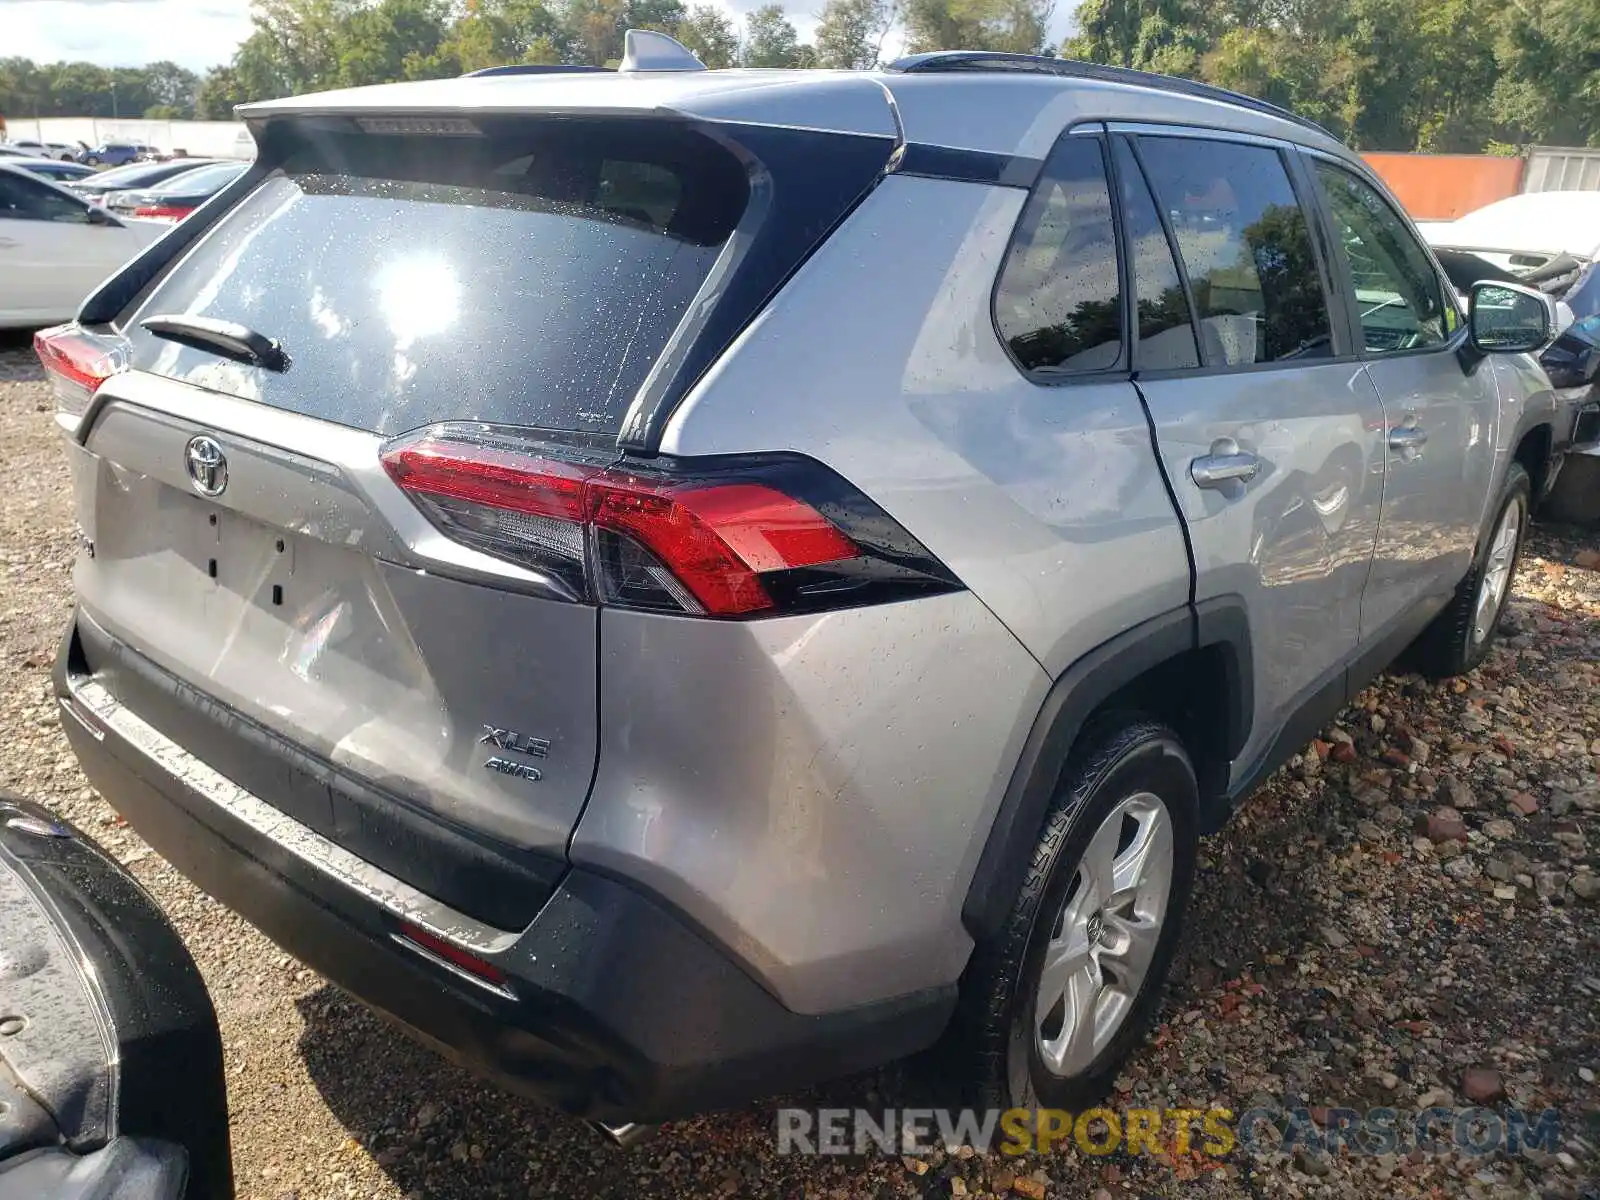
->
[1,138,77,161]
[66,157,225,201]
[1422,190,1600,332]
[104,159,249,222]
[0,162,167,329]
[7,157,95,184]
[0,794,232,1200]
[76,142,158,167]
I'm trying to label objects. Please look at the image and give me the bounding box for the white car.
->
[3,139,78,162]
[0,162,167,329]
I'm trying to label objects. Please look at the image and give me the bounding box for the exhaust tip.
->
[589,1121,660,1150]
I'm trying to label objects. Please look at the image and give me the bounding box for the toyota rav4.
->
[40,33,1565,1133]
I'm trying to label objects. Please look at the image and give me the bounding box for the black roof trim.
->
[463,64,614,77]
[885,52,1332,139]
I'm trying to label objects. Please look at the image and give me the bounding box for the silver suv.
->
[42,35,1563,1130]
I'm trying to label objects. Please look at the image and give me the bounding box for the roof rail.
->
[885,51,1331,138]
[463,64,612,77]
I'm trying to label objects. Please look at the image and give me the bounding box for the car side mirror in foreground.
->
[1468,280,1553,355]
[85,204,120,228]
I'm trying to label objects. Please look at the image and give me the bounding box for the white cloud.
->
[1,0,254,72]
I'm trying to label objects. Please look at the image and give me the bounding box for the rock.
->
[1509,792,1539,816]
[414,1102,439,1128]
[1331,741,1357,764]
[1407,736,1432,765]
[1461,1068,1506,1104]
[1486,858,1515,882]
[1444,856,1478,880]
[1321,924,1349,948]
[1356,819,1385,843]
[1574,549,1600,570]
[1328,726,1354,745]
[1293,1147,1331,1177]
[1417,808,1469,842]
[1482,819,1516,840]
[1569,875,1600,904]
[1439,777,1477,811]
[1493,885,1518,900]
[1536,870,1569,901]
[1012,1177,1046,1200]
[1378,804,1407,826]
[1383,748,1411,769]
[1552,830,1587,852]
[1380,1071,1400,1089]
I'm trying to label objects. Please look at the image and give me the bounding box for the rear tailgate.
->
[60,108,894,929]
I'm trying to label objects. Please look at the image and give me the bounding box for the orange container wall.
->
[1361,153,1526,220]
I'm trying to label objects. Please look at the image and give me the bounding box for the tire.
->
[85,155,100,166]
[950,716,1199,1111]
[1410,462,1530,679]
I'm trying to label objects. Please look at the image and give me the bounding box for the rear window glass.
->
[128,120,749,436]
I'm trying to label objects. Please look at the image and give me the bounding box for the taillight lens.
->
[381,426,961,619]
[33,323,131,429]
[131,204,194,221]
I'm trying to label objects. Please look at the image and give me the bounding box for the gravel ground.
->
[2,332,1597,1199]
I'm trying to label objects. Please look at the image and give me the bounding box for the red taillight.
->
[395,921,509,990]
[132,204,194,221]
[33,323,131,426]
[588,478,859,615]
[377,428,964,620]
[382,432,862,617]
[382,441,592,522]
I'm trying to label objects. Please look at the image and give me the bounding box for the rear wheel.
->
[952,718,1199,1110]
[1411,462,1529,678]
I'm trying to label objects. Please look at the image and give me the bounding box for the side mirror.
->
[85,205,120,228]
[1468,280,1554,355]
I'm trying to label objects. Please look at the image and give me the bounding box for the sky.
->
[1,0,1074,75]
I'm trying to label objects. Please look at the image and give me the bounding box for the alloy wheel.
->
[1034,792,1173,1077]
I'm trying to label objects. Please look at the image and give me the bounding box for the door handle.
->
[1191,438,1262,489]
[1388,423,1428,460]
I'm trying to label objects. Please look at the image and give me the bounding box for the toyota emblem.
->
[185,435,228,497]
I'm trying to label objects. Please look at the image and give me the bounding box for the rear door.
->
[1305,156,1497,639]
[64,112,891,929]
[1119,129,1387,786]
[70,116,759,927]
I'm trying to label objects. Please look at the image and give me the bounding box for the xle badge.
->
[480,725,550,783]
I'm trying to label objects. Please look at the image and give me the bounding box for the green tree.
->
[335,0,453,85]
[1493,0,1600,146]
[673,4,739,67]
[814,0,890,68]
[742,4,803,67]
[143,61,201,115]
[194,66,252,118]
[902,0,1052,55]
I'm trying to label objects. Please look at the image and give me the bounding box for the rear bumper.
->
[54,616,953,1124]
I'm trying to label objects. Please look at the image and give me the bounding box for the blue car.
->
[77,142,158,167]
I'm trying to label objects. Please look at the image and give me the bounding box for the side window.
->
[0,173,88,223]
[1136,136,1333,366]
[1112,138,1199,371]
[994,134,1123,377]
[1312,161,1452,354]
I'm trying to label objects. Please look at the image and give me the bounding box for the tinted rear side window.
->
[1136,136,1332,366]
[128,120,749,436]
[994,134,1123,377]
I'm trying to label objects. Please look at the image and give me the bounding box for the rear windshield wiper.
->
[140,314,289,372]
